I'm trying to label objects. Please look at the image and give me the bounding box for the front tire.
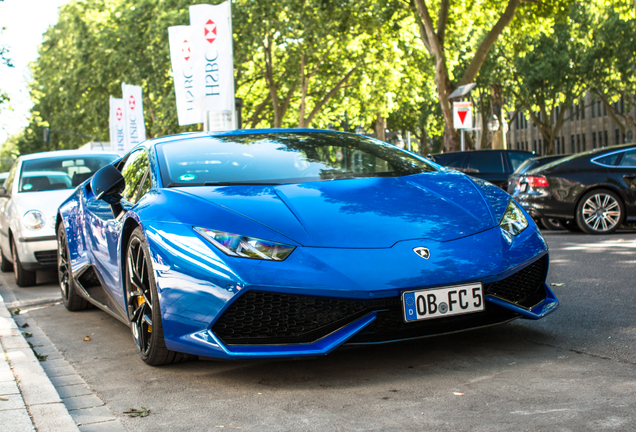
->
[575,189,624,234]
[540,218,562,231]
[11,238,36,287]
[58,226,91,311]
[126,227,192,366]
[1,247,13,272]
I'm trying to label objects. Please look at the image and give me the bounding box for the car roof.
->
[144,129,348,146]
[18,150,119,161]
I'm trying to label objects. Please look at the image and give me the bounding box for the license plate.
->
[402,282,484,322]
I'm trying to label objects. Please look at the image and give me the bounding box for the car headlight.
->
[499,200,528,239]
[23,210,46,230]
[194,227,296,261]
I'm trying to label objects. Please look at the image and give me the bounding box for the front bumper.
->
[145,222,557,359]
[15,235,58,270]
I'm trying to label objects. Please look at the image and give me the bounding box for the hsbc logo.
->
[204,19,217,44]
[116,107,123,121]
[128,95,136,110]
[182,39,191,61]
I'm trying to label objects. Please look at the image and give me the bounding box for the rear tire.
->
[1,248,13,272]
[575,189,624,234]
[11,238,36,287]
[126,227,193,366]
[58,226,91,311]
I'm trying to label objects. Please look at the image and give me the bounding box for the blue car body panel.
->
[57,130,558,360]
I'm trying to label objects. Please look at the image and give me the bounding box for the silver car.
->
[0,150,118,286]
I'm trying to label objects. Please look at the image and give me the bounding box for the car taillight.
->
[526,176,549,187]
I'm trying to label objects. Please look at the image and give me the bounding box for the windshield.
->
[19,155,117,193]
[157,132,438,186]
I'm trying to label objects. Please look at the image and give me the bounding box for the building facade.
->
[507,94,635,156]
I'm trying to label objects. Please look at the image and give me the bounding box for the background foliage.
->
[2,0,635,157]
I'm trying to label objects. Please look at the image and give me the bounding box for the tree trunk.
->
[420,126,429,155]
[375,113,386,141]
[490,84,505,149]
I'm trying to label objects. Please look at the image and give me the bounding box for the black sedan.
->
[432,150,535,189]
[511,144,636,234]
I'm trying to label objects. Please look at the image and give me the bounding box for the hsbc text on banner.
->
[121,83,147,152]
[189,1,235,129]
[169,25,203,126]
[453,101,473,130]
[109,97,126,154]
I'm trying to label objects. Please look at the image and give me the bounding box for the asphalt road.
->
[2,230,636,431]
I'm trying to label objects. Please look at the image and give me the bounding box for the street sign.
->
[453,101,473,129]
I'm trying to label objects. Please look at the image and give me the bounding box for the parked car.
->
[431,149,535,189]
[57,130,558,365]
[0,150,118,286]
[512,144,636,234]
[507,155,565,230]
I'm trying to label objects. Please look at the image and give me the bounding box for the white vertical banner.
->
[168,25,203,126]
[109,97,126,155]
[121,83,147,152]
[189,1,235,130]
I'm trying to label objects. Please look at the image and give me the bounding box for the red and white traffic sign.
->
[453,101,473,129]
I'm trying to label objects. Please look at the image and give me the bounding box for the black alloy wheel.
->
[126,227,191,366]
[0,247,13,272]
[57,226,91,311]
[576,189,624,234]
[11,238,36,287]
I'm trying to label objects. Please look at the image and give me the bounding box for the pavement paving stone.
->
[78,419,128,432]
[0,362,13,382]
[49,374,86,387]
[0,407,35,432]
[0,393,27,411]
[63,394,105,411]
[5,348,39,365]
[0,379,20,395]
[40,358,71,370]
[43,364,77,377]
[30,402,81,432]
[56,384,93,398]
[70,405,118,426]
[12,361,62,405]
[0,334,30,350]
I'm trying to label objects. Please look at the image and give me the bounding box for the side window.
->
[4,162,18,193]
[508,152,534,172]
[466,153,504,173]
[618,150,636,167]
[120,149,150,205]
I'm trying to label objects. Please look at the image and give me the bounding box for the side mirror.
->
[0,187,7,198]
[91,165,125,204]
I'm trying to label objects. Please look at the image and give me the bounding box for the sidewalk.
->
[0,292,79,432]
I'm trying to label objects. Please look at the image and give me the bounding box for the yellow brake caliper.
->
[137,295,151,333]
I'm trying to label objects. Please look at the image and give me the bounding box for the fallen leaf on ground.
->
[23,332,33,338]
[83,336,90,341]
[124,407,150,417]
[550,283,565,287]
[10,308,20,315]
[0,397,8,401]
[20,323,29,328]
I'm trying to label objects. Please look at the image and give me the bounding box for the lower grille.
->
[485,256,546,307]
[34,250,57,266]
[212,256,547,346]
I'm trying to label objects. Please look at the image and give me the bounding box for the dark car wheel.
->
[11,238,36,287]
[576,189,624,234]
[540,218,562,231]
[58,226,91,311]
[126,227,192,366]
[1,248,13,272]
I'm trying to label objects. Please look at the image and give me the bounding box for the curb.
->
[0,293,80,432]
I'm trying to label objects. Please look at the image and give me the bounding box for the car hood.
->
[12,189,75,217]
[176,171,495,248]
